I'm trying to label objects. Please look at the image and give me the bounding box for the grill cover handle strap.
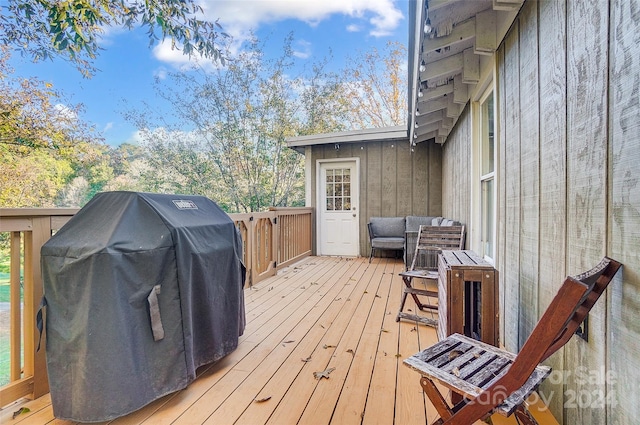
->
[147,285,165,341]
[36,296,47,352]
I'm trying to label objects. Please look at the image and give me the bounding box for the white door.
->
[318,161,359,256]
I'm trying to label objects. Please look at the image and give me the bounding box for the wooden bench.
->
[404,257,622,425]
[397,225,465,326]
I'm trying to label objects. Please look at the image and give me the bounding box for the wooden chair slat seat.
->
[403,257,622,425]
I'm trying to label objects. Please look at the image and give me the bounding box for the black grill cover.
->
[41,192,246,422]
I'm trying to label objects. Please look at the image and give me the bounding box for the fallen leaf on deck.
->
[448,350,463,360]
[381,329,389,333]
[282,340,295,344]
[474,352,481,358]
[323,344,336,349]
[452,367,461,377]
[311,282,319,285]
[254,396,272,403]
[375,294,381,298]
[395,353,402,358]
[314,367,336,380]
[302,356,312,362]
[13,407,30,419]
[300,286,306,289]
[410,327,417,332]
[346,349,355,356]
[335,297,342,301]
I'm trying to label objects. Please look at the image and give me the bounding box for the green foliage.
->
[0,0,227,77]
[0,145,75,207]
[0,47,97,153]
[0,48,104,207]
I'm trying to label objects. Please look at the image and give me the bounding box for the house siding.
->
[441,105,472,229]
[441,0,640,423]
[309,140,443,256]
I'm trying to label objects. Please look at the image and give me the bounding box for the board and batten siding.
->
[441,105,472,230]
[310,140,443,257]
[440,0,640,423]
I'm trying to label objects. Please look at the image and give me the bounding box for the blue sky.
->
[9,0,409,147]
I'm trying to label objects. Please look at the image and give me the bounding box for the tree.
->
[127,34,345,213]
[0,47,105,207]
[0,47,96,152]
[340,41,407,129]
[0,147,74,207]
[0,0,227,77]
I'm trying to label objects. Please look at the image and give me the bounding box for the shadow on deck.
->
[1,256,557,425]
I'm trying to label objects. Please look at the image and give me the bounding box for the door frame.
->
[316,158,360,256]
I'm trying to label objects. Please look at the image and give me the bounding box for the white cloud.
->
[53,103,78,121]
[103,122,114,132]
[293,39,312,59]
[126,130,145,144]
[153,67,168,80]
[346,23,362,32]
[153,0,403,65]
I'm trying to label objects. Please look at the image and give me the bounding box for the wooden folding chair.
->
[404,257,622,425]
[397,225,465,326]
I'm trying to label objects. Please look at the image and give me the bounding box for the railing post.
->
[24,217,50,398]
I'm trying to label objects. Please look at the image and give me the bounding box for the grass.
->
[0,249,21,386]
[0,250,22,302]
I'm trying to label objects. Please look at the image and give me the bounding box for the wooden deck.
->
[1,256,557,425]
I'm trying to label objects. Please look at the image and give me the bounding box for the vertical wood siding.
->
[440,0,640,423]
[609,0,640,423]
[518,0,540,350]
[564,1,610,424]
[310,140,442,256]
[442,104,471,228]
[537,0,567,418]
[503,24,521,354]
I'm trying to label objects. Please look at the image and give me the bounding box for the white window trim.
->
[470,62,498,265]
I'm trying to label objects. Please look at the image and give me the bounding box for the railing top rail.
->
[0,208,80,217]
[268,207,313,213]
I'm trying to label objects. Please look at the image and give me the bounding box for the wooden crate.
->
[437,250,499,346]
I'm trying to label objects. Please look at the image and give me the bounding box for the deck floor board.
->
[2,256,557,425]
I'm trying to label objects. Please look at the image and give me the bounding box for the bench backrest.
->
[368,216,406,238]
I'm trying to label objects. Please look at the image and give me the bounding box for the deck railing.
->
[0,206,313,407]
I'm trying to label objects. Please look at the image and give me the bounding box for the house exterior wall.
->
[441,104,472,229]
[441,0,640,423]
[309,139,443,256]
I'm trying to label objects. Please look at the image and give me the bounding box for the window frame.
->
[471,77,498,265]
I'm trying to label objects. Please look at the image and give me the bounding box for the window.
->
[324,168,351,211]
[479,90,495,262]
